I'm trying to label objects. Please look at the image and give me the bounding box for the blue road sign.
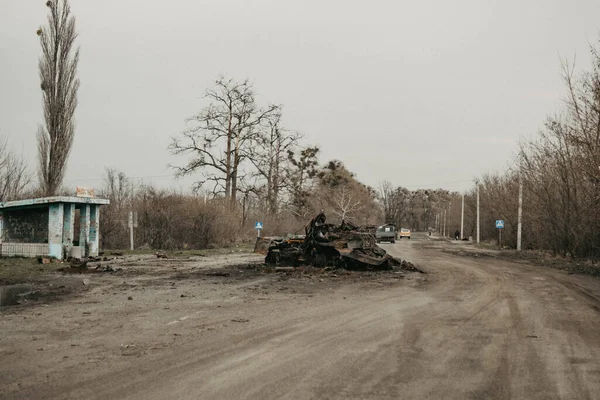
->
[255,222,263,230]
[496,220,505,229]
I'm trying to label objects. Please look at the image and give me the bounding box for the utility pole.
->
[443,209,447,237]
[517,179,523,251]
[476,182,480,244]
[128,211,134,250]
[460,194,464,240]
[447,202,451,238]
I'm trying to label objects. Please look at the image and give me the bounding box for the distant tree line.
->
[378,182,460,233]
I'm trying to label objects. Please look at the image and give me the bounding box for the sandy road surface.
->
[2,235,600,399]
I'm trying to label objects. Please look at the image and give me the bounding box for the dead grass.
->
[474,242,501,251]
[0,244,255,285]
[105,244,254,258]
[0,257,64,285]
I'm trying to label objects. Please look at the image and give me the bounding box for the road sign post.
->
[495,220,504,248]
[255,222,263,238]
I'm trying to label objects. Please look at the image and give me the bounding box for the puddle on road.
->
[0,284,33,307]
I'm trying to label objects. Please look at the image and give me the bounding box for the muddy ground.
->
[0,248,425,400]
[2,234,600,399]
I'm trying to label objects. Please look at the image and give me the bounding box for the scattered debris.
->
[156,252,168,259]
[120,343,142,357]
[111,251,124,256]
[526,335,539,338]
[206,271,230,277]
[59,264,121,274]
[70,259,88,269]
[37,257,51,265]
[127,296,133,300]
[94,265,119,273]
[231,318,250,323]
[82,279,90,286]
[275,267,295,272]
[399,260,425,273]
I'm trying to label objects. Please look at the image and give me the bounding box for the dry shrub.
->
[101,186,242,250]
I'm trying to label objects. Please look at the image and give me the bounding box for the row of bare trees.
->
[463,39,600,258]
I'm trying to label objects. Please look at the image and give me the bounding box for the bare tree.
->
[37,0,80,196]
[99,168,135,249]
[103,168,134,207]
[328,185,364,221]
[378,180,396,223]
[169,77,278,207]
[246,111,302,215]
[0,136,31,201]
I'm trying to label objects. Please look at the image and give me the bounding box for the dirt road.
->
[2,235,600,399]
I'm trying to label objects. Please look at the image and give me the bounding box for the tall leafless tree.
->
[37,0,79,196]
[169,77,278,208]
[246,111,302,215]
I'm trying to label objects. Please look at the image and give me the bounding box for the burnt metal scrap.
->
[255,211,420,271]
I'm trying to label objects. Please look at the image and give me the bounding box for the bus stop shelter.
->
[0,196,110,260]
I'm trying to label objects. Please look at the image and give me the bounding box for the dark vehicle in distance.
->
[376,224,396,243]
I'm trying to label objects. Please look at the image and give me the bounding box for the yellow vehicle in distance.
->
[399,228,411,239]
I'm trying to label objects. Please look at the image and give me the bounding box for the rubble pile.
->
[57,255,123,274]
[255,211,422,271]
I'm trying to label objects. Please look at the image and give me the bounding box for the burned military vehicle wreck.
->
[256,211,411,271]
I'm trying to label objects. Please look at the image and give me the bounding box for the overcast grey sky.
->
[1,0,599,193]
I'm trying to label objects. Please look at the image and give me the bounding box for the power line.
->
[64,173,478,195]
[64,173,475,189]
[403,179,473,189]
[64,174,176,183]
